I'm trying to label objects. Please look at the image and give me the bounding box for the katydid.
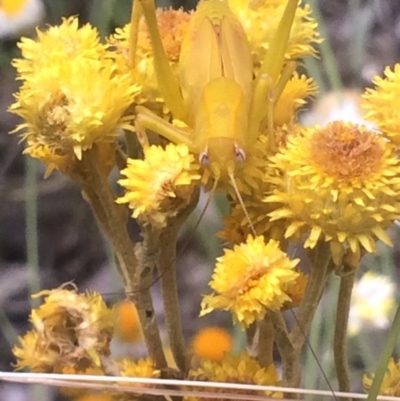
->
[133,0,298,233]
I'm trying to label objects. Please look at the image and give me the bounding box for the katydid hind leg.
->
[135,106,194,149]
[137,0,187,121]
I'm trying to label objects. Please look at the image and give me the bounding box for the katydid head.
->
[199,138,246,178]
[198,138,256,237]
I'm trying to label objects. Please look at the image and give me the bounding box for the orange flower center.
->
[310,121,384,181]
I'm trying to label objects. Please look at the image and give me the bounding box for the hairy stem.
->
[158,226,187,372]
[80,147,166,368]
[334,270,356,398]
[258,314,275,367]
[157,188,200,373]
[270,311,292,356]
[135,229,168,369]
[283,242,331,389]
[80,149,138,293]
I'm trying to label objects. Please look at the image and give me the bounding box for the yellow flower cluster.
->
[362,64,400,146]
[228,0,321,65]
[13,287,114,373]
[201,235,299,327]
[117,143,200,228]
[265,121,400,265]
[10,17,140,172]
[119,358,160,380]
[186,352,282,401]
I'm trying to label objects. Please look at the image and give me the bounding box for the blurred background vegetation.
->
[1,0,400,400]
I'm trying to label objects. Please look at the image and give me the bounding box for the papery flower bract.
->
[13,17,105,76]
[282,272,308,310]
[119,358,160,379]
[192,327,233,362]
[348,271,395,337]
[228,0,321,66]
[265,121,400,265]
[117,143,200,229]
[118,358,161,395]
[13,287,114,372]
[11,56,138,161]
[9,16,140,168]
[362,64,400,146]
[185,352,282,401]
[13,330,57,373]
[115,358,160,397]
[363,358,400,396]
[274,73,318,127]
[200,236,299,327]
[0,0,44,38]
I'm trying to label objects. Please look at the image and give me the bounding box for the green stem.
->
[270,311,296,390]
[270,311,292,354]
[83,152,137,292]
[135,228,168,369]
[158,226,187,372]
[80,148,166,369]
[258,314,275,367]
[366,304,400,401]
[157,188,199,373]
[334,271,356,397]
[25,157,40,306]
[290,243,332,348]
[285,243,331,388]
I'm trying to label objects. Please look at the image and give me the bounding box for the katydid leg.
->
[135,106,194,149]
[138,0,188,121]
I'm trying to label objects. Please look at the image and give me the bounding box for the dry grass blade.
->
[0,372,400,401]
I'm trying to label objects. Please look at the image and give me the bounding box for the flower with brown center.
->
[265,121,400,265]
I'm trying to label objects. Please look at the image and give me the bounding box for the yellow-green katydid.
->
[132,0,298,233]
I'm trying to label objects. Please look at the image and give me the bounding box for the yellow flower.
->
[13,330,57,373]
[9,17,140,164]
[117,143,200,229]
[119,358,160,379]
[13,17,105,77]
[13,286,114,372]
[364,358,400,396]
[362,64,400,146]
[348,272,395,337]
[192,327,233,362]
[228,0,321,66]
[185,352,282,401]
[273,73,318,127]
[108,8,191,115]
[114,300,143,344]
[0,0,44,38]
[200,236,299,327]
[265,121,400,265]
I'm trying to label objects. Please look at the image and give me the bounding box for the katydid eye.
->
[235,147,246,163]
[199,151,210,166]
